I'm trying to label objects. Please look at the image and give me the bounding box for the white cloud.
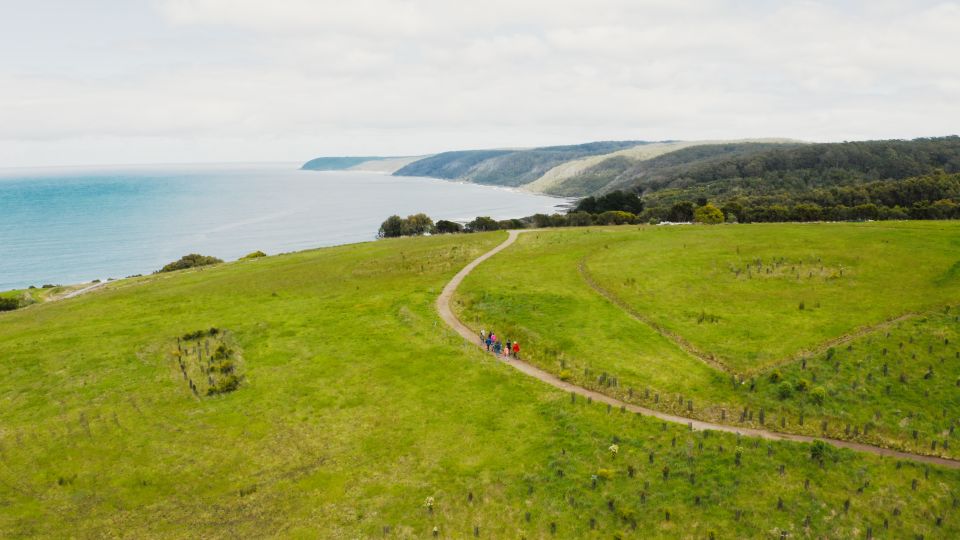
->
[0,0,957,167]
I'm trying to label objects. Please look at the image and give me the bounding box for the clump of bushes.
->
[378,213,434,238]
[0,297,20,312]
[434,220,463,234]
[693,203,724,224]
[241,250,266,259]
[574,191,644,215]
[207,374,241,395]
[159,254,223,273]
[210,359,235,375]
[182,328,219,341]
[466,216,500,232]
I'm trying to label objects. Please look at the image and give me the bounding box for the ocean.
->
[0,163,566,291]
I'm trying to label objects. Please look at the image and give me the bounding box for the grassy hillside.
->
[4,229,960,537]
[455,222,960,458]
[585,222,960,370]
[393,141,645,187]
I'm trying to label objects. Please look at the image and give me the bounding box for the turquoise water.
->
[0,163,565,290]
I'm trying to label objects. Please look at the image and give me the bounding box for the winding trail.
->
[60,281,107,300]
[437,230,960,470]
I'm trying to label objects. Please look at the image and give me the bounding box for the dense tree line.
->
[378,213,507,237]
[377,169,960,240]
[643,170,960,223]
[626,136,960,195]
[574,190,644,214]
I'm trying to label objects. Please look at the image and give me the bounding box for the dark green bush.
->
[810,440,828,461]
[207,374,241,395]
[159,254,223,273]
[466,216,500,232]
[210,359,235,375]
[434,220,463,234]
[0,297,20,312]
[378,215,404,238]
[594,210,636,225]
[777,381,793,400]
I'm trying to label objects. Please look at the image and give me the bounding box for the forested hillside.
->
[540,142,798,196]
[625,137,960,222]
[305,136,960,224]
[622,137,960,194]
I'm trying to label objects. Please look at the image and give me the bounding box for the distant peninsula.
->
[300,155,425,173]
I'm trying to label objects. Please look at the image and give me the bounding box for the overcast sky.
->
[1,0,958,168]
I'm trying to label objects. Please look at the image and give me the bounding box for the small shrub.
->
[241,250,267,259]
[181,329,206,340]
[778,381,793,400]
[769,370,782,383]
[596,468,614,480]
[794,379,809,392]
[206,374,241,395]
[558,369,572,381]
[810,440,827,461]
[210,359,235,374]
[810,386,826,406]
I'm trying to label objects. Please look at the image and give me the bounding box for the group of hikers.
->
[479,329,520,358]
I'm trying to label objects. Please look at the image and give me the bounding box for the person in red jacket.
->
[512,341,520,359]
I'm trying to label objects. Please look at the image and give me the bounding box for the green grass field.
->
[455,223,960,458]
[586,222,960,372]
[3,228,960,537]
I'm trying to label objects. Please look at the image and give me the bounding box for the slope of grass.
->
[3,230,960,537]
[586,222,960,371]
[454,223,960,457]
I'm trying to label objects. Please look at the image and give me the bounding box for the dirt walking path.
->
[436,230,960,470]
[60,281,107,300]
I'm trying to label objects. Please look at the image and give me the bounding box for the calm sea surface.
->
[0,163,566,290]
